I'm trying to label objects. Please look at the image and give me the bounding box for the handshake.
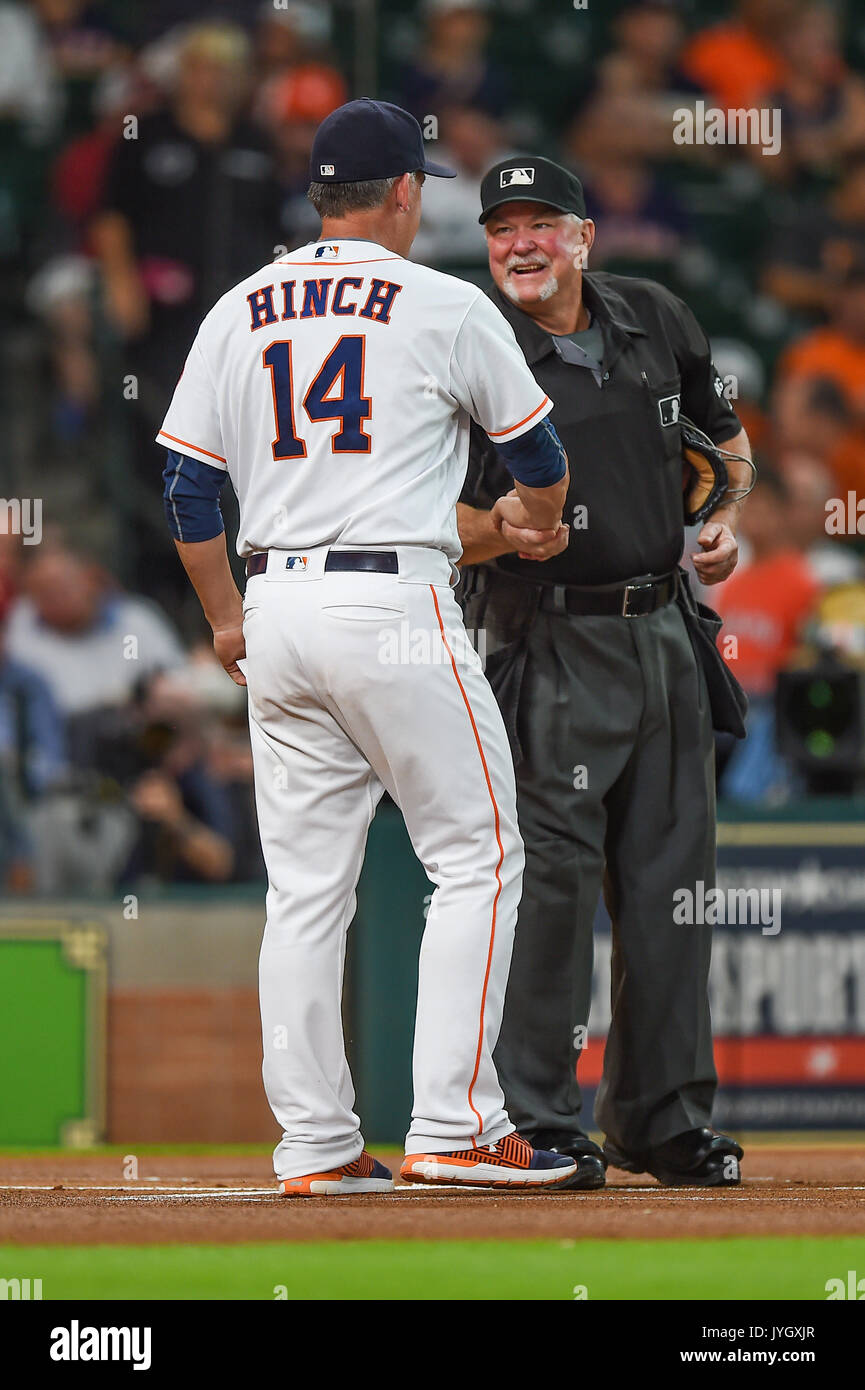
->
[491,489,570,562]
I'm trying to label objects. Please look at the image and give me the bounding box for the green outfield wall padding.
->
[0,923,106,1146]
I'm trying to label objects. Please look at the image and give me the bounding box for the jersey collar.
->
[309,237,398,253]
[489,273,647,370]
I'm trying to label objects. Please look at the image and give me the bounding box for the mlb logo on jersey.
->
[314,245,340,259]
[500,167,535,188]
[319,164,335,176]
[658,394,681,426]
[285,555,309,570]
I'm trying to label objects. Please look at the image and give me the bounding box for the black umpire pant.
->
[460,568,718,1154]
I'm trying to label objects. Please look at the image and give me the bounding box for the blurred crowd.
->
[2,0,865,892]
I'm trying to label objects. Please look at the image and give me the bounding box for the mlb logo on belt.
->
[285,555,308,571]
[500,167,535,188]
[314,245,340,259]
[658,394,681,426]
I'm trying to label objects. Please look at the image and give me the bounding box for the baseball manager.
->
[458,156,752,1189]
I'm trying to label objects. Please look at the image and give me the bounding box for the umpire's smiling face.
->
[485,201,594,309]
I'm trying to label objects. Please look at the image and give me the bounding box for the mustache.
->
[505,256,551,272]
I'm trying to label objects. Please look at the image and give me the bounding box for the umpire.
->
[458,157,751,1188]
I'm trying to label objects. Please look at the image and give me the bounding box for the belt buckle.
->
[621,581,654,618]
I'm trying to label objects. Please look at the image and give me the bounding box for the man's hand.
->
[692,521,738,585]
[130,770,234,880]
[173,535,247,683]
[213,621,247,686]
[491,491,537,532]
[131,771,186,826]
[456,502,569,565]
[501,519,570,561]
[492,489,563,535]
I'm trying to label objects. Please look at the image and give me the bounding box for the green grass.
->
[3,1238,863,1301]
[2,1132,864,1157]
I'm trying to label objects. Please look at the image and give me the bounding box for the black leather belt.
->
[246,549,399,578]
[537,571,678,619]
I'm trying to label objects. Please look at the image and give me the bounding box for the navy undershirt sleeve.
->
[492,416,567,488]
[162,450,227,542]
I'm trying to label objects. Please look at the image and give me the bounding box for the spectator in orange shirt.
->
[772,374,865,505]
[252,1,346,133]
[714,468,822,801]
[777,265,865,416]
[681,0,798,111]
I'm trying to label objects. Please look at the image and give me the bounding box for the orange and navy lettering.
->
[247,284,277,331]
[263,335,371,457]
[247,277,403,331]
[281,282,297,320]
[300,278,333,318]
[358,278,402,323]
[332,277,363,315]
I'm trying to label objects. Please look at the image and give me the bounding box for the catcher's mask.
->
[680,415,757,527]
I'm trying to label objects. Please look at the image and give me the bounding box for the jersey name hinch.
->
[247,277,403,331]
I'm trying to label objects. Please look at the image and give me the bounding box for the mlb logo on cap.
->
[320,163,335,176]
[500,167,535,188]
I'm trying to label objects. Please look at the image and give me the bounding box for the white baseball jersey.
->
[157,237,552,561]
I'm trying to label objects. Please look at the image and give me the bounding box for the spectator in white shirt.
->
[6,546,185,717]
[0,2,60,139]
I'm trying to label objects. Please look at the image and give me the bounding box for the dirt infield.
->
[1,1146,864,1245]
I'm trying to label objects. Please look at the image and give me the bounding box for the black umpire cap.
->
[479,156,586,224]
[310,98,456,183]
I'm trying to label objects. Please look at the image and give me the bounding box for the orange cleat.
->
[400,1131,577,1189]
[279,1150,393,1197]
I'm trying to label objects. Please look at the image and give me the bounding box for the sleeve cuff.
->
[485,395,552,444]
[156,430,228,469]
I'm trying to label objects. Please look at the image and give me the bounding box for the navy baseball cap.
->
[479,156,586,224]
[310,98,456,183]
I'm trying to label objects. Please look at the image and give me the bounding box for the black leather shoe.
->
[530,1131,607,1190]
[604,1127,743,1187]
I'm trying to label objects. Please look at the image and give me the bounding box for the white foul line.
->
[2,1183,865,1200]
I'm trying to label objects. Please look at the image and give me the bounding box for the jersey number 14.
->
[263,335,371,457]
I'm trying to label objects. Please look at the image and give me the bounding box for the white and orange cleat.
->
[279,1150,393,1197]
[400,1131,577,1189]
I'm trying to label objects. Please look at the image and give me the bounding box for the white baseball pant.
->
[242,545,524,1180]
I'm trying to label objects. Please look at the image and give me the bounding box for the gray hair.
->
[308,171,419,219]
